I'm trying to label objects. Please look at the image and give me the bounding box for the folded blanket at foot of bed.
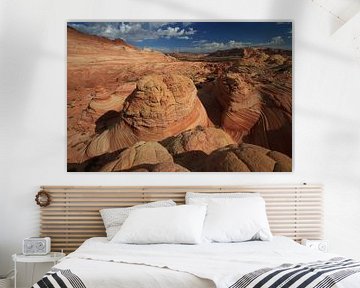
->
[230,257,360,288]
[32,257,360,288]
[32,268,86,288]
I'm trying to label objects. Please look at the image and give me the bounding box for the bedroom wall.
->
[1,0,359,286]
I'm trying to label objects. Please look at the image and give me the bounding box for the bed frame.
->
[39,184,323,253]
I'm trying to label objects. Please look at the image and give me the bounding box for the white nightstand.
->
[301,239,328,252]
[12,252,65,288]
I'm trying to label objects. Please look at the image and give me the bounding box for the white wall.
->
[1,0,360,286]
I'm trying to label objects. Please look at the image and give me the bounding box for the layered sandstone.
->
[215,72,262,142]
[67,27,212,166]
[99,141,188,172]
[162,126,235,171]
[83,74,209,160]
[162,126,235,155]
[243,81,292,157]
[202,143,291,172]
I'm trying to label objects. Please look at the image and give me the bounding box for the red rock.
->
[202,143,291,172]
[215,72,262,142]
[99,141,188,172]
[162,126,235,155]
[84,74,209,160]
[161,126,236,171]
[243,82,292,157]
[67,27,211,165]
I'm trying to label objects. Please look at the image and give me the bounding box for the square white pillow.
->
[100,200,176,240]
[186,192,259,205]
[202,197,272,243]
[111,205,207,244]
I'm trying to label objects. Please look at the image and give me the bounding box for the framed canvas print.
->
[67,21,292,172]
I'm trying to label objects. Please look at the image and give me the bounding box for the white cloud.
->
[148,22,172,29]
[270,36,285,45]
[68,22,196,42]
[156,26,196,39]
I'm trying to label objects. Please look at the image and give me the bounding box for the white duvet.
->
[53,237,360,288]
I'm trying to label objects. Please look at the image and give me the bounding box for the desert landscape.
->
[67,22,292,172]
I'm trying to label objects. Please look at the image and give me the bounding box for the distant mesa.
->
[215,72,262,142]
[202,143,292,172]
[207,47,291,67]
[99,141,188,172]
[207,48,246,58]
[83,74,209,161]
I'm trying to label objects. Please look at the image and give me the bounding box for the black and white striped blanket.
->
[32,268,86,288]
[230,257,360,288]
[32,258,360,288]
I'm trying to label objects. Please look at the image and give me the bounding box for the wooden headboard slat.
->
[39,185,323,253]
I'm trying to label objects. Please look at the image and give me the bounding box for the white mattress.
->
[53,236,360,288]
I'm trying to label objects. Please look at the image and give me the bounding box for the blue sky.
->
[68,22,292,52]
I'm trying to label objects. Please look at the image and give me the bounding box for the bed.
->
[33,185,360,288]
[33,236,360,288]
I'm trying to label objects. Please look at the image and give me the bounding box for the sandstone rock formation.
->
[83,74,209,161]
[215,72,262,142]
[216,58,292,157]
[88,83,136,115]
[99,141,188,172]
[202,143,291,172]
[162,126,236,171]
[243,81,292,157]
[67,27,211,166]
[162,126,235,155]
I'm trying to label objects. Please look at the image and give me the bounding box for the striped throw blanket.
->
[32,268,86,288]
[230,258,360,288]
[32,258,360,288]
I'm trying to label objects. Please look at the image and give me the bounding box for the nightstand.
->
[12,252,65,288]
[301,239,328,252]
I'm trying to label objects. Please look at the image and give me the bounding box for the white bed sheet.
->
[54,236,360,288]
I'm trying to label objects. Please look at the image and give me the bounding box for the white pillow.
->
[202,197,272,243]
[100,200,176,240]
[186,192,259,204]
[111,205,207,244]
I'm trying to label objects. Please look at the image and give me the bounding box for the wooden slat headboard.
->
[39,185,323,253]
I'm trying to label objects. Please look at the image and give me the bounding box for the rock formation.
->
[83,74,209,160]
[202,143,291,172]
[99,141,188,172]
[243,81,292,157]
[161,126,235,171]
[162,126,235,155]
[215,72,262,142]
